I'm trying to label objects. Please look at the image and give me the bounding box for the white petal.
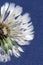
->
[14,5,22,17]
[7,3,15,15]
[1,3,9,21]
[18,47,24,52]
[7,5,22,21]
[4,3,9,12]
[21,13,31,23]
[3,3,15,24]
[12,46,20,58]
[1,3,9,15]
[8,50,12,55]
[24,35,34,40]
[15,38,29,45]
[1,5,4,15]
[22,29,34,35]
[20,22,32,29]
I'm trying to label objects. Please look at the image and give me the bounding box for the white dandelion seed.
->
[0,2,34,62]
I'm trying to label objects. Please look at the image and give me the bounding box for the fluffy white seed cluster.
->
[0,2,34,62]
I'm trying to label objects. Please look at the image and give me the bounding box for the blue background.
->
[0,0,43,65]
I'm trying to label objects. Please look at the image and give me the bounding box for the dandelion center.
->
[0,23,11,39]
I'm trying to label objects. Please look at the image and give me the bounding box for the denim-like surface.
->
[0,0,43,65]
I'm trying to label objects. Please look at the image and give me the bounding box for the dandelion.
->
[0,2,34,62]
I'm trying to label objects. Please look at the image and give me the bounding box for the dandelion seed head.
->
[0,2,34,62]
